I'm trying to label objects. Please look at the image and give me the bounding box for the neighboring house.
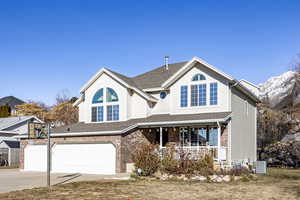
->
[19,57,260,174]
[0,116,43,142]
[0,140,20,166]
[0,96,25,115]
[0,116,42,166]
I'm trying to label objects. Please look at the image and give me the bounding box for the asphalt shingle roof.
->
[0,116,35,130]
[1,140,20,148]
[132,61,188,89]
[106,61,187,90]
[52,112,231,134]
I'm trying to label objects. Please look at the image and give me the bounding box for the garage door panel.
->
[24,145,47,172]
[52,143,116,175]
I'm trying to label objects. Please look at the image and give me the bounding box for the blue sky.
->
[0,0,299,105]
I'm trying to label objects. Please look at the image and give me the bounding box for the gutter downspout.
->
[217,121,221,163]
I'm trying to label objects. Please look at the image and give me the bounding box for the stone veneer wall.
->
[221,126,228,147]
[121,128,155,172]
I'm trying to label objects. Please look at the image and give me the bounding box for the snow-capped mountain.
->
[258,71,298,108]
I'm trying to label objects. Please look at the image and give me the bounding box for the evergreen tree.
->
[0,104,10,118]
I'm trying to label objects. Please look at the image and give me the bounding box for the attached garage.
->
[24,145,47,172]
[24,143,116,175]
[52,143,116,174]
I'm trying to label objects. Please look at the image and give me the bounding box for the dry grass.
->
[0,168,299,200]
[0,166,18,169]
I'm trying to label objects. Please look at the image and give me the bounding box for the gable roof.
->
[76,57,260,106]
[132,61,188,89]
[0,116,43,131]
[0,140,20,148]
[0,96,25,109]
[78,68,157,104]
[161,57,235,88]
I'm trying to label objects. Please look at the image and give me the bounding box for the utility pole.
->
[47,123,51,187]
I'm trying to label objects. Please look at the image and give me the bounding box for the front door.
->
[162,129,169,146]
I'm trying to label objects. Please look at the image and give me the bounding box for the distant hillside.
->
[258,71,300,109]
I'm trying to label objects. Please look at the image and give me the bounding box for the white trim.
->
[0,130,18,134]
[73,96,83,107]
[79,68,157,103]
[254,107,257,161]
[16,117,231,139]
[159,127,163,149]
[240,79,259,89]
[233,82,260,103]
[217,122,221,162]
[228,120,232,166]
[143,87,165,92]
[162,57,234,88]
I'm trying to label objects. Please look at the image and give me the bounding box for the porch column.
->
[217,122,221,162]
[159,127,163,149]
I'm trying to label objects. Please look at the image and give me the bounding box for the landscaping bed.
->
[131,144,255,183]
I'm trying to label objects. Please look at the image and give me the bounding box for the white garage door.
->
[24,145,47,172]
[52,143,116,174]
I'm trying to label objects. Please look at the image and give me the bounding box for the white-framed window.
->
[198,84,207,106]
[180,85,188,107]
[91,106,104,122]
[192,73,206,81]
[179,127,218,147]
[91,87,119,122]
[191,85,198,106]
[180,73,218,108]
[210,82,218,105]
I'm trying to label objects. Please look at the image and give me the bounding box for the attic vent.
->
[164,56,169,70]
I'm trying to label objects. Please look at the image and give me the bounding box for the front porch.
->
[138,122,229,163]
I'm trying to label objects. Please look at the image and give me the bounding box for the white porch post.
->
[159,127,163,149]
[217,122,221,162]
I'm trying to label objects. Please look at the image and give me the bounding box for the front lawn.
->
[0,165,18,169]
[0,168,299,200]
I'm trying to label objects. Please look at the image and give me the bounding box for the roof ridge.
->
[132,61,188,78]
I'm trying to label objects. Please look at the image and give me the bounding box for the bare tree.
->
[55,89,71,104]
[257,104,290,156]
[49,90,79,126]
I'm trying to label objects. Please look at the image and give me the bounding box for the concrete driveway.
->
[0,169,129,193]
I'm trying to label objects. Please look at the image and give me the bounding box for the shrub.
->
[160,145,179,174]
[131,143,160,176]
[160,146,214,177]
[190,154,214,176]
[228,167,251,176]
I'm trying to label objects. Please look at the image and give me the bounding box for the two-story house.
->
[19,57,259,174]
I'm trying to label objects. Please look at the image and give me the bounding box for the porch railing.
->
[160,146,227,161]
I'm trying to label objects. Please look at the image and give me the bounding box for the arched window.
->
[92,88,103,104]
[106,88,119,102]
[91,87,119,122]
[192,73,206,81]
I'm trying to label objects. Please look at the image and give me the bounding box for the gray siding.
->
[9,148,20,166]
[230,87,257,163]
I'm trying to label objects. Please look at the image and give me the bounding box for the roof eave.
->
[79,68,158,103]
[17,116,231,138]
[162,57,234,89]
[233,81,261,103]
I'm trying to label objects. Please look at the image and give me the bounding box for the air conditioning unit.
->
[255,161,266,174]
